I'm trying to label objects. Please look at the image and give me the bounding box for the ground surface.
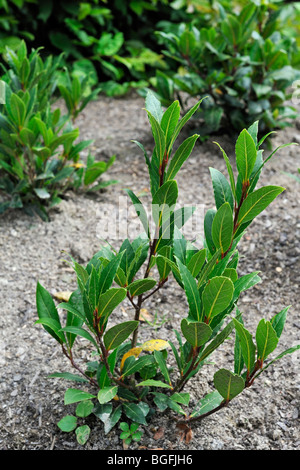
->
[0,93,299,451]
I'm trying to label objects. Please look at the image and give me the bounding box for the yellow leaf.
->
[120,347,143,372]
[141,339,169,352]
[54,291,72,302]
[68,162,85,169]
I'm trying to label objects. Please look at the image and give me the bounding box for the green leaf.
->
[76,400,94,418]
[137,379,172,389]
[209,168,234,211]
[48,372,89,383]
[213,141,236,200]
[60,326,98,349]
[152,180,178,227]
[128,278,156,298]
[161,100,180,147]
[64,388,96,405]
[232,318,256,374]
[165,134,199,181]
[235,129,257,183]
[176,258,202,321]
[255,345,300,378]
[98,253,124,295]
[170,392,190,406]
[75,425,90,445]
[199,321,235,362]
[97,287,127,323]
[123,402,148,425]
[190,390,223,418]
[212,202,233,255]
[153,350,172,386]
[125,189,149,237]
[57,415,77,432]
[256,319,279,363]
[181,319,212,347]
[121,355,155,378]
[147,111,166,166]
[270,306,290,339]
[97,386,118,404]
[237,186,285,226]
[167,98,205,153]
[104,321,139,351]
[145,91,163,123]
[104,405,122,434]
[214,369,245,402]
[202,276,234,323]
[187,249,206,278]
[36,282,64,343]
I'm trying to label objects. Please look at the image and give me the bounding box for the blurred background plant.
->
[0,0,299,138]
[0,41,116,220]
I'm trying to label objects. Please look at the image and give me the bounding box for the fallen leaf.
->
[153,427,165,440]
[139,308,153,322]
[54,291,72,302]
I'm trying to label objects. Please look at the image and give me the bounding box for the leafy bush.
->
[0,41,115,219]
[152,1,300,137]
[36,92,299,445]
[0,0,191,97]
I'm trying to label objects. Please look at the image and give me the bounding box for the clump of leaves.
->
[0,41,115,219]
[153,1,300,137]
[36,92,299,445]
[119,422,143,446]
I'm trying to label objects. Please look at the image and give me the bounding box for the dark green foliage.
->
[0,41,114,219]
[153,1,300,136]
[36,93,299,445]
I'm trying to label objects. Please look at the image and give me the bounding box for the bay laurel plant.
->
[36,92,300,444]
[0,41,115,220]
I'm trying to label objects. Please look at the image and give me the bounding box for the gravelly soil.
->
[0,93,299,451]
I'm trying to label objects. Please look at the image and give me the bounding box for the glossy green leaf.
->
[57,415,77,432]
[36,282,64,343]
[256,319,279,363]
[235,128,257,183]
[181,319,212,347]
[212,202,233,255]
[270,306,290,339]
[137,379,172,389]
[237,186,285,226]
[97,287,127,323]
[209,167,234,211]
[64,388,96,405]
[233,318,256,374]
[153,350,171,385]
[190,390,223,418]
[97,386,118,404]
[176,258,202,321]
[202,276,234,322]
[60,326,98,349]
[128,278,156,298]
[165,134,199,181]
[161,100,180,147]
[187,249,206,278]
[123,402,148,425]
[214,369,245,401]
[104,321,139,351]
[75,425,90,445]
[152,179,178,227]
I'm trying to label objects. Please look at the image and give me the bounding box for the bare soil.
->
[0,93,299,451]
